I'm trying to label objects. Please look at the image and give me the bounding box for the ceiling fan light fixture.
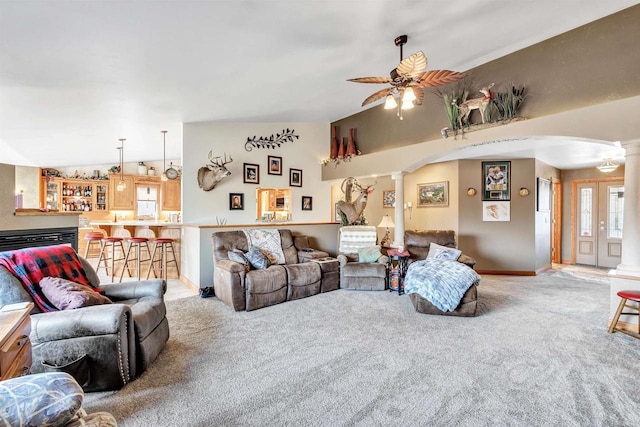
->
[401,99,415,110]
[596,158,619,173]
[403,87,416,102]
[384,95,397,109]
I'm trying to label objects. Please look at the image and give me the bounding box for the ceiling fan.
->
[348,35,465,119]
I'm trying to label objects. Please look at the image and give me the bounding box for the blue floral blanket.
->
[404,259,481,312]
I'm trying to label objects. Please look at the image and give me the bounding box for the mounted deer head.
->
[336,178,376,225]
[197,151,233,191]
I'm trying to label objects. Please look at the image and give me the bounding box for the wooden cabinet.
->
[40,176,109,213]
[0,303,33,381]
[162,178,181,211]
[40,177,61,211]
[109,175,135,210]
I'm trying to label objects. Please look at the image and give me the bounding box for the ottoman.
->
[409,285,478,317]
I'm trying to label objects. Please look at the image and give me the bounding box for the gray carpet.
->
[84,275,640,427]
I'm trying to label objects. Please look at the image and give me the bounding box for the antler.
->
[207,151,233,167]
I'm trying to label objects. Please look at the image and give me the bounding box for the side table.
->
[310,257,340,293]
[386,250,410,295]
[0,302,34,380]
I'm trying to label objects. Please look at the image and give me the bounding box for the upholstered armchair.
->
[337,226,387,291]
[0,252,169,392]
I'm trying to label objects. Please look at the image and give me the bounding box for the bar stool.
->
[96,237,127,282]
[83,231,105,268]
[118,237,153,282]
[147,238,180,280]
[608,290,640,339]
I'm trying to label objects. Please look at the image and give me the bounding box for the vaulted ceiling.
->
[1,1,637,168]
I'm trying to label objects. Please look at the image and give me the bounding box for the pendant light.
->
[116,138,126,192]
[596,158,619,173]
[161,130,168,181]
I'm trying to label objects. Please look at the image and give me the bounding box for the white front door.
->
[575,180,624,268]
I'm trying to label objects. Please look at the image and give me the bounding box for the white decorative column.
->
[610,139,640,330]
[392,172,406,247]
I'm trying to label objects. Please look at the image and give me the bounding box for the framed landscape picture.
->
[289,168,302,187]
[267,156,282,175]
[482,161,510,201]
[243,163,259,184]
[417,181,448,207]
[382,190,395,208]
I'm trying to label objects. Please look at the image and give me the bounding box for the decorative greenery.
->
[244,128,299,151]
[434,80,471,132]
[494,85,526,120]
[436,80,526,134]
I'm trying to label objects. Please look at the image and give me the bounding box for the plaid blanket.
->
[0,245,100,312]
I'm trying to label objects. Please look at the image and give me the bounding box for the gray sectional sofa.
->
[211,229,336,311]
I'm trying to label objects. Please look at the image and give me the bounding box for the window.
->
[580,188,593,237]
[608,186,624,239]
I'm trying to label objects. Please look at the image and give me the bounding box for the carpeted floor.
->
[84,274,640,427]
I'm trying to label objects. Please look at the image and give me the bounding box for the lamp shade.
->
[384,95,397,110]
[377,215,395,229]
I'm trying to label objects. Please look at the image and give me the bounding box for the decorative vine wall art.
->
[244,128,299,151]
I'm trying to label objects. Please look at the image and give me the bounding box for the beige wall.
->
[14,165,40,208]
[0,163,78,231]
[331,6,640,155]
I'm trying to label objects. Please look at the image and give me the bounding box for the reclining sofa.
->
[0,246,169,391]
[212,229,333,311]
[404,229,479,317]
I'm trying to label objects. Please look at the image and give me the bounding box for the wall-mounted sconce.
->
[404,201,413,219]
[467,188,477,196]
[519,187,530,197]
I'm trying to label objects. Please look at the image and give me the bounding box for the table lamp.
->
[377,215,395,247]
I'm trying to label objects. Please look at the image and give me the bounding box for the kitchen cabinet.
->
[161,178,181,211]
[109,175,135,210]
[40,177,109,213]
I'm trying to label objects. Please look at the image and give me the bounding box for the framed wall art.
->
[382,190,395,208]
[537,177,551,211]
[483,201,511,221]
[302,196,312,211]
[417,181,448,207]
[229,193,244,210]
[243,163,259,184]
[267,156,282,175]
[482,161,510,201]
[289,168,302,187]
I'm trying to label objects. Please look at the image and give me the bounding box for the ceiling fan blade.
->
[416,70,466,87]
[362,87,394,106]
[347,77,393,84]
[396,51,427,80]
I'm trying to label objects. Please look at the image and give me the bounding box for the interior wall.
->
[0,163,78,231]
[458,159,537,273]
[404,161,459,232]
[560,166,626,263]
[14,165,40,208]
[331,5,640,155]
[182,122,330,225]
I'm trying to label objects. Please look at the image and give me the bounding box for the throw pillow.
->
[228,249,250,272]
[244,246,271,270]
[427,242,462,261]
[39,277,112,310]
[358,245,382,263]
